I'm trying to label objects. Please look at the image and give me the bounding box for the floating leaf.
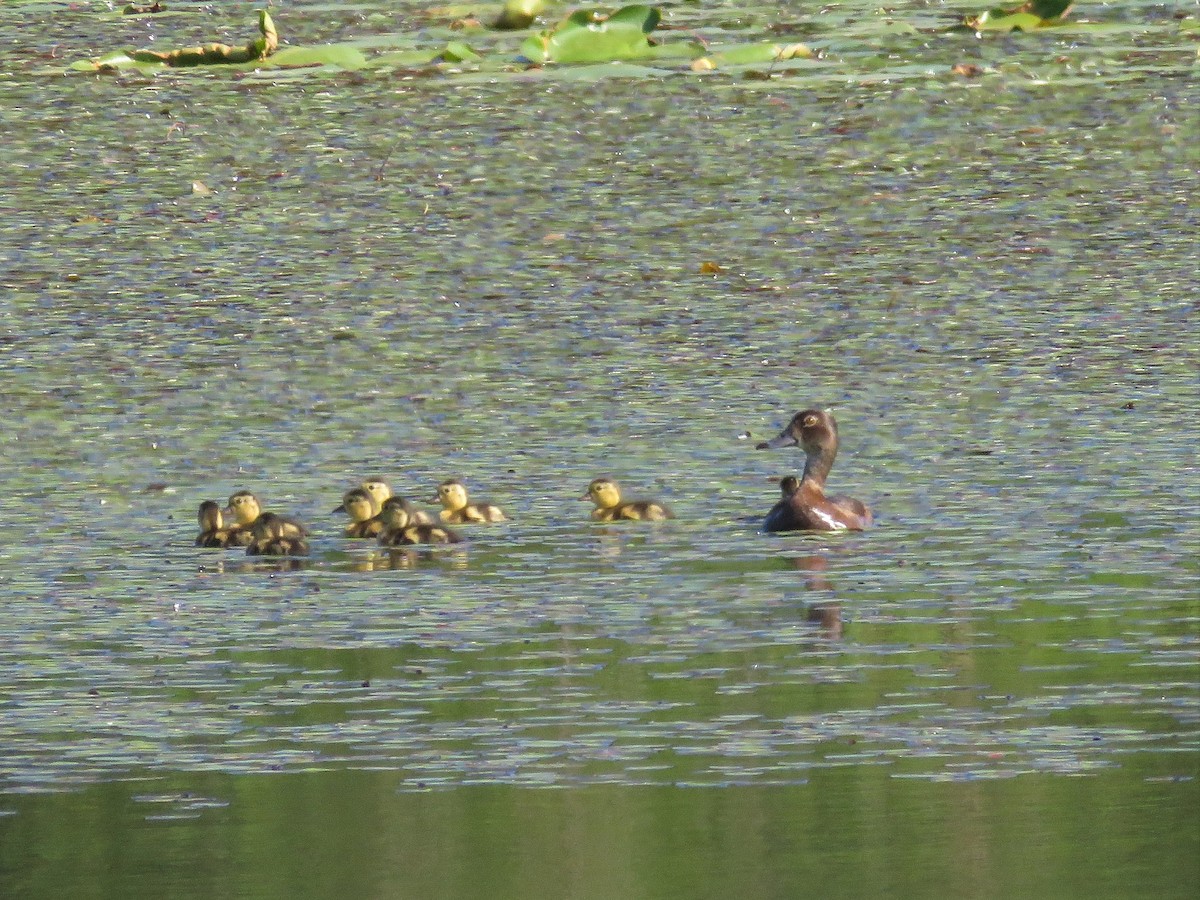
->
[965,0,1073,32]
[690,42,813,71]
[520,5,663,65]
[264,45,368,70]
[437,41,483,63]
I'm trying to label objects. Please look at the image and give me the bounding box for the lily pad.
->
[691,42,814,71]
[965,0,1074,32]
[520,4,663,64]
[263,45,368,71]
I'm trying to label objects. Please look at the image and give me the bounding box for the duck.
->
[377,496,462,546]
[245,511,311,557]
[195,500,233,548]
[756,409,873,532]
[582,478,673,522]
[334,487,386,539]
[361,478,434,525]
[433,479,507,524]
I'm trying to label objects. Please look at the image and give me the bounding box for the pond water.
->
[0,0,1197,897]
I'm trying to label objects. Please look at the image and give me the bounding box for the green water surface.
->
[0,0,1196,897]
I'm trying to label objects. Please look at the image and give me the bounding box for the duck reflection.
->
[790,552,843,640]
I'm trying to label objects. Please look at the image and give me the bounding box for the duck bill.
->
[331,503,346,514]
[756,431,798,450]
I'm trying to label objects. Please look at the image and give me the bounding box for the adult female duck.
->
[757,409,872,532]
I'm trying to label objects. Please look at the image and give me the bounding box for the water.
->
[0,0,1197,896]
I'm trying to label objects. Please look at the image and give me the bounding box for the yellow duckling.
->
[433,479,507,524]
[223,490,263,547]
[195,500,233,548]
[377,496,462,546]
[246,511,310,557]
[334,487,386,539]
[582,478,673,522]
[361,477,434,525]
[225,491,308,547]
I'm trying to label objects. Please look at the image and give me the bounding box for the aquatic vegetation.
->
[519,4,682,64]
[963,0,1075,32]
[119,9,275,69]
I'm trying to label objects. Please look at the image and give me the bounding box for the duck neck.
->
[801,445,835,489]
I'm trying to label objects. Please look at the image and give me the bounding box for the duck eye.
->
[804,415,817,427]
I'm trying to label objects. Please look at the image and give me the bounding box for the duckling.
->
[377,496,462,546]
[223,490,263,547]
[361,478,434,525]
[757,409,873,532]
[195,500,233,548]
[334,487,386,539]
[433,479,507,524]
[225,490,309,546]
[582,478,673,522]
[245,511,311,557]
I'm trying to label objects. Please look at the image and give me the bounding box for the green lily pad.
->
[965,0,1074,32]
[691,42,814,71]
[520,4,663,64]
[438,41,483,63]
[263,45,368,70]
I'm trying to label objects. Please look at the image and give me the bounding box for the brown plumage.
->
[245,511,310,557]
[377,496,462,546]
[757,409,873,532]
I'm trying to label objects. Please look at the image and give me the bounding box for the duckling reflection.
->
[195,500,232,548]
[377,496,462,546]
[335,487,386,538]
[582,478,673,522]
[757,409,872,532]
[246,511,310,557]
[433,479,507,524]
[361,478,434,525]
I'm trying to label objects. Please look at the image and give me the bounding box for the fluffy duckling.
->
[361,478,434,525]
[433,479,507,524]
[195,500,233,548]
[582,478,673,522]
[377,496,462,546]
[245,511,311,557]
[223,490,263,547]
[757,409,873,532]
[225,490,309,546]
[334,487,386,539]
